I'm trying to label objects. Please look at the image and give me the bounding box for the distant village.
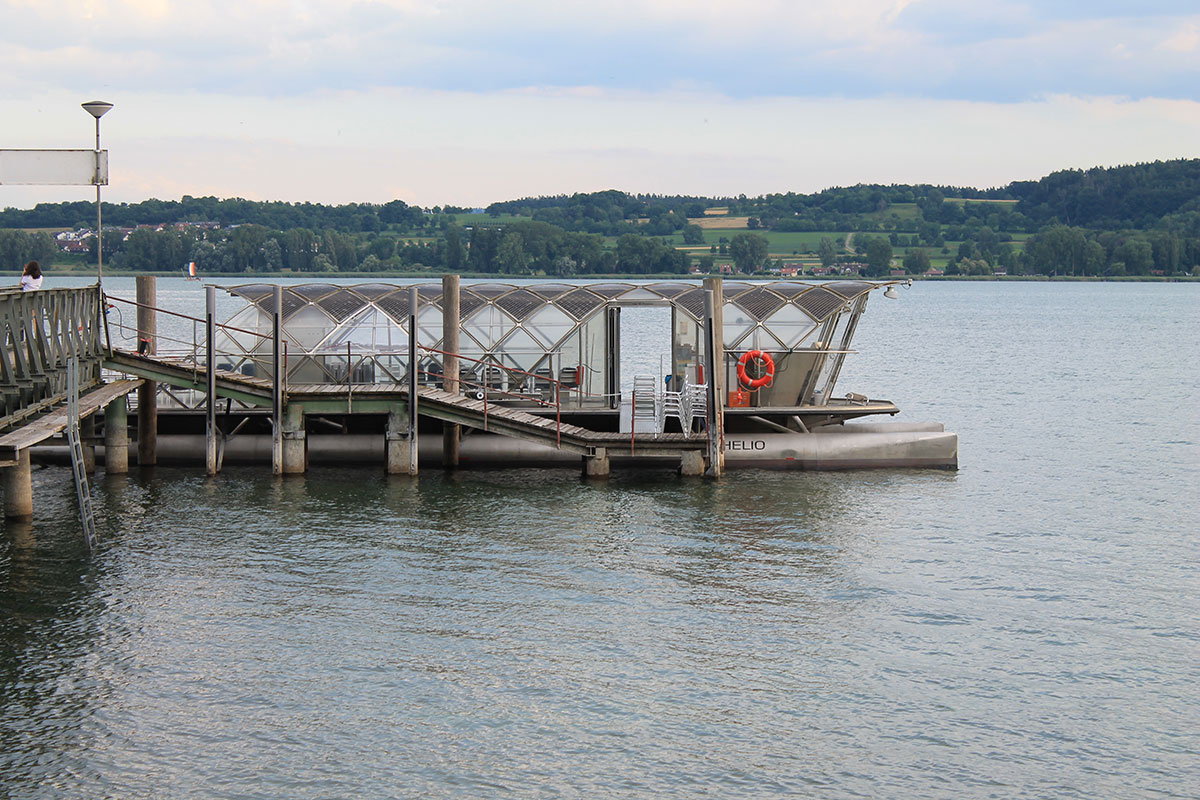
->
[46,219,932,278]
[52,221,221,256]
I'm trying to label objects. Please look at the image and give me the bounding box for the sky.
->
[2,0,1199,209]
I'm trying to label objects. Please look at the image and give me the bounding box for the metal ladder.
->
[66,357,98,550]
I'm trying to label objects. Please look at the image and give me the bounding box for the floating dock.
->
[2,275,957,522]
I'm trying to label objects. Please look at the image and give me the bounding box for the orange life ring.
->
[737,350,775,389]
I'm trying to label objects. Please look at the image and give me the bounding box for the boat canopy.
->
[222,280,876,349]
[215,280,885,407]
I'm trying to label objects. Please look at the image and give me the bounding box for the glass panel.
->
[722,300,756,348]
[578,316,607,406]
[416,303,444,348]
[496,328,544,372]
[462,306,515,350]
[762,303,819,349]
[326,307,407,352]
[282,305,335,351]
[524,305,577,349]
[812,309,853,402]
[616,287,663,302]
[216,306,272,357]
[672,314,702,387]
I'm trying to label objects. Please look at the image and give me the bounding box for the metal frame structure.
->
[0,286,105,429]
[208,280,886,411]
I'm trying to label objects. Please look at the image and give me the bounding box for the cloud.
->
[6,87,1199,209]
[1160,23,1200,53]
[3,0,1195,102]
[4,2,1199,210]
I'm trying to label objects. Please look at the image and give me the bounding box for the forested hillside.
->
[3,159,1198,277]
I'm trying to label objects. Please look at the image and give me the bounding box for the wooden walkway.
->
[0,379,142,466]
[104,349,710,458]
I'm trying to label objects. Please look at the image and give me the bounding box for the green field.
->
[450,213,532,226]
[862,203,922,222]
[663,229,850,255]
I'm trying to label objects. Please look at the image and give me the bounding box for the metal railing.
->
[105,293,285,409]
[102,293,713,450]
[0,286,104,428]
[414,344,568,446]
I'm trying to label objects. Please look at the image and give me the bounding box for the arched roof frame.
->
[224,280,886,357]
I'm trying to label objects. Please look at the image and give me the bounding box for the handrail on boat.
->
[414,343,564,446]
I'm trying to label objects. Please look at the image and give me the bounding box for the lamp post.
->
[81,101,113,285]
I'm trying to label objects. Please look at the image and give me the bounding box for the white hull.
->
[40,422,957,470]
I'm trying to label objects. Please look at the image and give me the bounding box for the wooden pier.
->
[0,285,145,520]
[1,275,952,530]
[0,277,723,524]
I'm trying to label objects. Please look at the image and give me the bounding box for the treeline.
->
[486,185,1015,236]
[0,196,429,234]
[1010,160,1200,229]
[5,159,1200,277]
[99,219,688,276]
[0,230,57,271]
[1018,225,1199,277]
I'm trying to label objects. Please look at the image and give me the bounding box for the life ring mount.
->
[736,350,775,389]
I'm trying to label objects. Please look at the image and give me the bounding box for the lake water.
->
[2,279,1198,798]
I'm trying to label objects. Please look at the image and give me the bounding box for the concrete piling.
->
[281,403,306,474]
[2,449,34,519]
[80,415,96,474]
[385,405,411,475]
[679,450,704,476]
[104,398,129,474]
[583,447,610,478]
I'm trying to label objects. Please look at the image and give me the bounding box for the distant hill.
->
[4,159,1199,277]
[4,159,1199,236]
[1009,160,1200,230]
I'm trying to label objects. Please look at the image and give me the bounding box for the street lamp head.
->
[81,100,113,119]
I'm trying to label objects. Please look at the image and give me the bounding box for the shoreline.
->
[9,270,1198,283]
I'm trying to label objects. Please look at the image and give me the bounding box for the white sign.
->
[0,149,108,185]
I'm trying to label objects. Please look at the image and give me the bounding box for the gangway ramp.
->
[105,350,273,406]
[103,348,710,460]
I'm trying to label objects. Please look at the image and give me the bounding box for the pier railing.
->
[0,286,104,428]
[105,294,284,402]
[413,344,566,442]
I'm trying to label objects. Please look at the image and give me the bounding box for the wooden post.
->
[136,275,157,466]
[281,402,306,474]
[2,449,34,519]
[272,285,284,475]
[702,277,725,477]
[407,285,419,476]
[442,274,460,468]
[104,397,129,474]
[205,285,219,476]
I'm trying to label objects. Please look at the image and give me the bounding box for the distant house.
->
[925,267,944,277]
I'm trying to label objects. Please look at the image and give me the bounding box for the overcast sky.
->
[3,0,1199,209]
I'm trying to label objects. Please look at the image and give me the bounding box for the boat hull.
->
[36,422,957,470]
